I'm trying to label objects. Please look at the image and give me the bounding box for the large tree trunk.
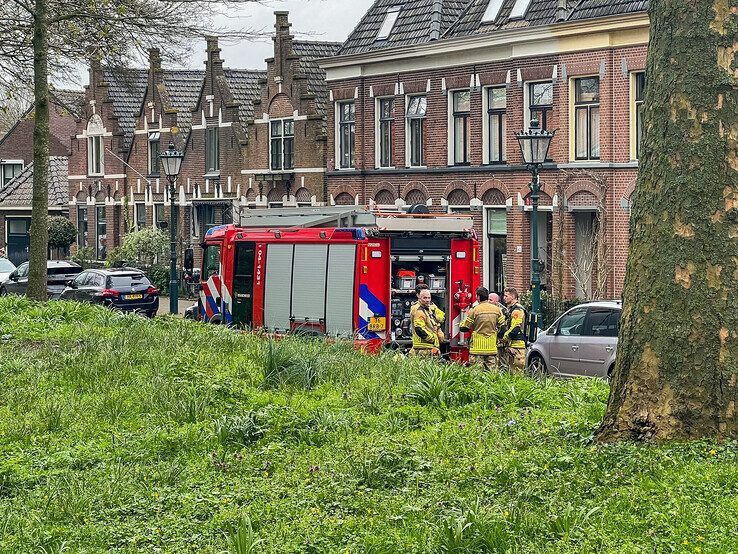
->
[27,0,49,301]
[598,0,738,441]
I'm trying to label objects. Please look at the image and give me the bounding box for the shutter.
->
[325,245,356,336]
[264,244,294,331]
[291,244,328,322]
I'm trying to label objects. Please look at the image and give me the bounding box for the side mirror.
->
[184,248,194,271]
[9,272,18,281]
[546,326,556,336]
[66,279,78,288]
[527,312,540,343]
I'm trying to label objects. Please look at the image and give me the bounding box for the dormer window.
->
[509,0,532,19]
[377,7,400,40]
[86,114,105,176]
[482,0,504,22]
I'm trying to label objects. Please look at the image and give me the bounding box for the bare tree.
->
[0,0,264,300]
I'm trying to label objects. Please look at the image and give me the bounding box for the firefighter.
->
[459,286,506,371]
[502,287,527,374]
[410,287,445,356]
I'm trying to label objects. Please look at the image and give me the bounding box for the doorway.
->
[6,217,31,266]
[232,241,255,328]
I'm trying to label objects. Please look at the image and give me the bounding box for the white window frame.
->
[482,0,505,22]
[569,75,600,161]
[335,101,356,170]
[205,126,220,175]
[148,132,160,176]
[405,94,427,168]
[630,71,646,161]
[524,80,554,131]
[87,135,104,176]
[270,118,295,171]
[447,89,471,166]
[0,160,24,188]
[509,0,532,19]
[482,86,507,165]
[375,97,395,169]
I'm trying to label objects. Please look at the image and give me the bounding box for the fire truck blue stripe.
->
[359,284,386,316]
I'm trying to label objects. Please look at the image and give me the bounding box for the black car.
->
[60,268,160,317]
[0,260,83,299]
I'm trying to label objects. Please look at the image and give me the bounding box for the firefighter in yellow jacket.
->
[502,287,527,374]
[460,286,506,371]
[410,286,445,356]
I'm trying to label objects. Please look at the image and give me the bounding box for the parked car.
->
[527,300,621,379]
[59,267,160,317]
[0,260,82,299]
[0,257,16,283]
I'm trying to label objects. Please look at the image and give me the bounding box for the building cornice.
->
[320,13,649,80]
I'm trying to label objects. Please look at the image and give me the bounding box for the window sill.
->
[406,165,427,169]
[203,172,221,179]
[335,167,357,171]
[375,166,396,170]
[87,174,104,178]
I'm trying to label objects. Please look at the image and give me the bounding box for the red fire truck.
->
[194,206,480,360]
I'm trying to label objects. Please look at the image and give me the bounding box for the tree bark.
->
[598,0,738,441]
[27,0,49,301]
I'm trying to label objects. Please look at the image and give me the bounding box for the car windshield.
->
[108,274,151,288]
[0,258,15,272]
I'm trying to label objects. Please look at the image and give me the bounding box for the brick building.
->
[68,11,340,266]
[321,0,648,298]
[0,91,82,262]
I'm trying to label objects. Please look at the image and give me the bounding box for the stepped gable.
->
[101,68,148,152]
[292,40,341,116]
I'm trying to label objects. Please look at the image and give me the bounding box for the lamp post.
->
[160,142,184,315]
[515,119,555,330]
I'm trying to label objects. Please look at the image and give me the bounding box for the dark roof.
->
[222,69,267,123]
[0,156,68,208]
[292,41,342,116]
[338,0,473,55]
[161,70,205,135]
[102,68,148,152]
[50,89,85,119]
[446,0,648,37]
[568,0,648,20]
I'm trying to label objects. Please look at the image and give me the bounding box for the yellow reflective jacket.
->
[460,301,506,355]
[503,303,526,349]
[411,303,444,350]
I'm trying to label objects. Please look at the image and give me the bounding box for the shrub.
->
[115,228,168,267]
[47,216,77,250]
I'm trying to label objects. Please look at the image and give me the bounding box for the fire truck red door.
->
[355,238,390,344]
[449,238,480,350]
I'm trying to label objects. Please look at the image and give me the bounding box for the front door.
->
[6,218,31,266]
[232,242,255,328]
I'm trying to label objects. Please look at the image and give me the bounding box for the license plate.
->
[125,294,143,300]
[368,316,386,331]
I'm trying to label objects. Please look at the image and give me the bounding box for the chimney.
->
[429,0,443,40]
[273,11,293,79]
[555,0,568,21]
[149,48,162,72]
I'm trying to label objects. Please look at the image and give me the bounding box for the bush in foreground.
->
[0,297,736,553]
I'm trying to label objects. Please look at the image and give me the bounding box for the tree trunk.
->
[27,0,49,301]
[598,0,738,441]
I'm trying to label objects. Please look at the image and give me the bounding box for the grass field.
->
[0,297,736,553]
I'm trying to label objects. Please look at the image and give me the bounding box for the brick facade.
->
[323,16,648,299]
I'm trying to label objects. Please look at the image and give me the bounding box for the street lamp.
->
[515,118,555,332]
[160,142,184,315]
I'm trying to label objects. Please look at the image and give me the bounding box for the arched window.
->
[405,189,426,205]
[295,187,312,206]
[447,188,470,206]
[86,114,105,176]
[334,192,354,205]
[482,188,506,206]
[374,189,395,205]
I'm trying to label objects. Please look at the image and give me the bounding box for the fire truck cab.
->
[195,206,480,360]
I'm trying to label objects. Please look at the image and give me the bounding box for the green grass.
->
[0,296,736,553]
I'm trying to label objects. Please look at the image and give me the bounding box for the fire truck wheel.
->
[210,314,223,325]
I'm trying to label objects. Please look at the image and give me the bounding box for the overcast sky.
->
[192,0,374,69]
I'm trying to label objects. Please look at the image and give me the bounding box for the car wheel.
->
[0,287,6,296]
[527,353,548,377]
[607,363,615,381]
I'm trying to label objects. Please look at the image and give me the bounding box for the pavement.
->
[157,297,196,316]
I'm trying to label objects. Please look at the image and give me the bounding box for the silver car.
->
[527,300,621,379]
